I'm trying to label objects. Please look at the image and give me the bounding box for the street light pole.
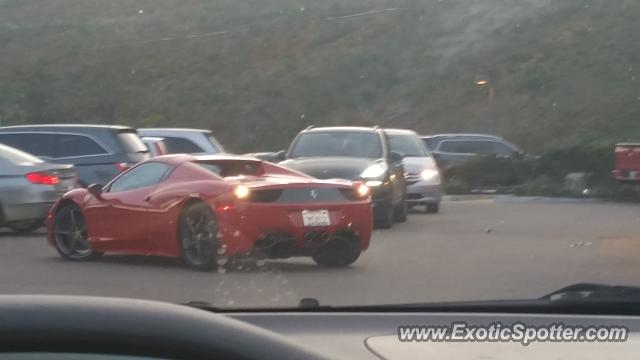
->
[475,77,494,130]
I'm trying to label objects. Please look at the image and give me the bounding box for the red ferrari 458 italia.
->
[46,155,372,270]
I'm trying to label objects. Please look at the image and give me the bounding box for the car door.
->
[436,140,489,168]
[434,140,466,168]
[97,162,173,252]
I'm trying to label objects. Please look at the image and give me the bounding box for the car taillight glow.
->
[234,185,251,199]
[354,182,370,198]
[216,203,235,212]
[25,172,59,185]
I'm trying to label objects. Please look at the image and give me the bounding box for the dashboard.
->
[232,312,640,359]
[0,296,637,360]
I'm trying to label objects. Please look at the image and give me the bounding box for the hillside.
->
[2,0,640,152]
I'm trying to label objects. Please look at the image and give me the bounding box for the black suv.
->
[421,134,523,171]
[278,126,407,228]
[0,125,150,186]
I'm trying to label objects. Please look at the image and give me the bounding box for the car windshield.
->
[387,134,429,157]
[289,132,383,158]
[2,0,640,316]
[0,143,43,165]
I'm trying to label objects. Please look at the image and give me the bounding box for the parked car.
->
[612,143,640,182]
[138,128,225,155]
[0,125,150,186]
[420,133,523,172]
[278,126,407,229]
[384,129,442,213]
[0,143,76,234]
[141,137,168,157]
[47,155,372,269]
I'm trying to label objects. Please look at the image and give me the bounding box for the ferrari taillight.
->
[354,182,370,198]
[215,201,236,212]
[234,185,250,199]
[25,171,60,185]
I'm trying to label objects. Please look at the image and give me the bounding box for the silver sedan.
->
[0,144,77,233]
[384,129,443,213]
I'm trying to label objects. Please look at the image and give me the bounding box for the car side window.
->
[440,140,496,154]
[438,140,461,153]
[492,142,517,156]
[462,141,495,155]
[0,133,56,158]
[108,162,172,193]
[54,134,108,158]
[162,137,204,154]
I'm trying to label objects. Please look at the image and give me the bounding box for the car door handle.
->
[144,195,153,202]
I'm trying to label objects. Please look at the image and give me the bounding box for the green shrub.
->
[443,155,524,189]
[532,143,614,186]
[440,143,622,198]
[443,177,472,195]
[512,176,578,197]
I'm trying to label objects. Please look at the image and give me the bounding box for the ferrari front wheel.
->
[179,202,218,271]
[53,204,102,261]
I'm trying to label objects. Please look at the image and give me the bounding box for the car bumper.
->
[1,185,64,223]
[214,201,373,256]
[406,182,442,205]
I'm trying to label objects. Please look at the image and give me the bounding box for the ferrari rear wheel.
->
[179,202,218,271]
[312,237,361,267]
[53,204,102,261]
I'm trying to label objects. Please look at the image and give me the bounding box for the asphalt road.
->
[1,196,640,308]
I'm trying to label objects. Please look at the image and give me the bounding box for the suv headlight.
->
[421,169,440,181]
[360,163,388,179]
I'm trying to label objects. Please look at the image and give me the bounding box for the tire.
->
[374,203,394,229]
[179,202,218,271]
[426,203,440,214]
[393,199,408,223]
[312,238,361,267]
[53,204,102,261]
[8,219,43,234]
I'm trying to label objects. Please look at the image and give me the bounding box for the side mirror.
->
[87,184,103,199]
[274,150,287,162]
[389,151,404,163]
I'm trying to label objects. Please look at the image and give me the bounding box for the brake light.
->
[115,162,131,172]
[25,172,60,185]
[354,182,370,198]
[215,203,235,212]
[234,185,251,199]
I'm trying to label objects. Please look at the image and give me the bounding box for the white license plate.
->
[301,210,331,227]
